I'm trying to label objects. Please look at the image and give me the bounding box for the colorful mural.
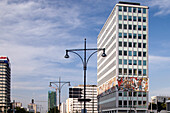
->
[117,77,148,91]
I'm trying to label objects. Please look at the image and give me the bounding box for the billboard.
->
[117,77,148,92]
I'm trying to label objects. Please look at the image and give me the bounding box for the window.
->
[129,69,132,75]
[143,52,146,57]
[119,59,122,64]
[124,42,127,47]
[119,24,122,29]
[133,16,137,21]
[124,24,127,29]
[124,33,127,38]
[133,60,137,65]
[143,34,146,39]
[124,15,127,21]
[129,51,132,56]
[138,52,141,56]
[138,69,142,75]
[129,101,132,106]
[143,8,146,14]
[138,43,141,48]
[129,25,132,30]
[138,60,142,65]
[133,25,137,30]
[119,41,122,47]
[138,92,142,97]
[138,25,141,30]
[143,26,146,31]
[143,17,146,22]
[138,8,141,13]
[124,51,127,56]
[143,61,147,65]
[119,68,122,75]
[138,34,141,39]
[128,7,132,12]
[124,69,127,75]
[133,34,137,39]
[128,16,132,21]
[133,42,137,47]
[133,51,137,56]
[119,6,122,11]
[124,6,127,12]
[138,101,142,105]
[134,69,137,75]
[138,17,141,22]
[129,42,132,47]
[119,50,122,55]
[119,15,122,20]
[124,59,127,65]
[143,92,147,97]
[129,33,132,38]
[143,43,146,48]
[124,92,127,96]
[129,92,132,96]
[124,101,127,106]
[119,92,122,96]
[119,33,122,38]
[119,101,122,106]
[143,69,147,76]
[133,92,137,97]
[133,8,137,13]
[134,101,137,105]
[129,60,132,65]
[143,101,146,105]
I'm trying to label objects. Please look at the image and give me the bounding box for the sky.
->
[0,0,170,112]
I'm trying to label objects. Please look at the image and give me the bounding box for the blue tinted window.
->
[133,34,137,38]
[119,59,122,64]
[133,8,137,13]
[138,69,142,75]
[143,17,146,22]
[128,7,132,12]
[119,33,122,38]
[133,16,137,21]
[129,33,132,38]
[134,60,137,65]
[143,8,146,14]
[124,6,127,12]
[129,60,132,65]
[143,61,146,65]
[124,16,127,20]
[133,51,137,56]
[138,60,142,65]
[124,33,127,38]
[138,34,141,39]
[128,16,132,21]
[143,69,146,75]
[138,17,141,22]
[124,59,127,65]
[119,50,122,55]
[129,51,132,56]
[143,26,146,31]
[138,8,141,13]
[119,6,122,11]
[138,25,141,30]
[129,69,132,75]
[119,15,122,20]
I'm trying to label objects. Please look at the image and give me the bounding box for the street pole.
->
[65,38,106,113]
[49,77,70,113]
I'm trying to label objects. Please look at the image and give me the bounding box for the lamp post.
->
[49,77,70,113]
[64,38,106,113]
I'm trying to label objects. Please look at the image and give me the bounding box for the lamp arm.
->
[69,51,84,65]
[60,82,69,89]
[86,50,98,65]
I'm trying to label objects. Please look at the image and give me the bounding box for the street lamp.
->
[49,77,71,113]
[64,38,106,113]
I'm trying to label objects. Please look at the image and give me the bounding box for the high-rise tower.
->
[0,56,11,112]
[97,2,149,113]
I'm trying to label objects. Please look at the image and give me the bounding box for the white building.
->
[0,56,11,112]
[66,85,97,113]
[97,1,149,113]
[61,102,66,113]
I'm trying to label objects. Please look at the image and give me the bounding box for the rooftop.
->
[119,1,140,6]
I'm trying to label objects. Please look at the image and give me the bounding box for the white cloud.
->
[150,0,170,16]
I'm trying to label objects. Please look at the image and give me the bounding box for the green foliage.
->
[148,103,157,110]
[157,102,166,112]
[15,107,28,113]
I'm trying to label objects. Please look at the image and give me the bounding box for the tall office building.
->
[48,91,57,111]
[67,85,97,113]
[97,2,149,113]
[0,56,11,112]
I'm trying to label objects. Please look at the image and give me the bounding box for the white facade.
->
[66,85,97,113]
[61,102,66,113]
[97,1,149,113]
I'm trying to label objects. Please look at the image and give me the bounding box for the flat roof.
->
[119,1,140,6]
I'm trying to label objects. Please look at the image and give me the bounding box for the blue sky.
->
[0,0,170,112]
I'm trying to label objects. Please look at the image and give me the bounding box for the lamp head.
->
[64,50,69,58]
[49,83,52,87]
[101,49,107,57]
[68,82,71,86]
